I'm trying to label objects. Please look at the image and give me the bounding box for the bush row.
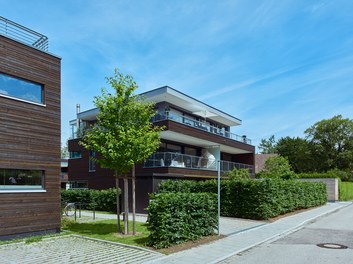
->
[147,192,217,248]
[159,179,327,220]
[61,188,119,212]
[298,169,352,182]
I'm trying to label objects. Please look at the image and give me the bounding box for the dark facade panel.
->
[0,35,61,238]
[157,120,255,152]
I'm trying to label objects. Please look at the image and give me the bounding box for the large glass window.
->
[0,168,44,190]
[166,144,182,153]
[0,72,44,104]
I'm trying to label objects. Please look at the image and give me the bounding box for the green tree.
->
[80,69,164,234]
[305,115,353,172]
[258,135,277,154]
[61,141,69,159]
[276,137,317,173]
[259,156,296,180]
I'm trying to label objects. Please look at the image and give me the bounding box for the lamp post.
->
[217,159,221,236]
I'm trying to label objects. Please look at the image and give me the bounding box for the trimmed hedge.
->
[159,179,327,220]
[147,192,217,248]
[61,188,119,212]
[298,170,352,182]
[298,172,338,179]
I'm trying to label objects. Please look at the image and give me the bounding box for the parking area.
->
[0,235,163,264]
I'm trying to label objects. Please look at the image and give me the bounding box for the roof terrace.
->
[0,16,48,51]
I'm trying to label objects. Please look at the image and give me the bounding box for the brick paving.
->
[0,235,163,264]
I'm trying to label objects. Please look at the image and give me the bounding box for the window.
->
[67,181,88,189]
[0,72,44,104]
[69,151,82,159]
[89,151,96,172]
[166,144,182,153]
[0,168,44,190]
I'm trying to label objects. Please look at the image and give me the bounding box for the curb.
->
[71,234,164,256]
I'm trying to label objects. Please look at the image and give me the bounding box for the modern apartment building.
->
[68,86,255,212]
[0,17,61,238]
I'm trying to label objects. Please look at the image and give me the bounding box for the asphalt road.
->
[221,203,353,264]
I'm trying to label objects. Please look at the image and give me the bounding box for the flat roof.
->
[140,86,242,126]
[77,86,242,127]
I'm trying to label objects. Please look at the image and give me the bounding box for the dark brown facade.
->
[0,35,61,238]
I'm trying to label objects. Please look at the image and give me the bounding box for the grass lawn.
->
[61,217,150,247]
[61,217,222,254]
[340,182,353,201]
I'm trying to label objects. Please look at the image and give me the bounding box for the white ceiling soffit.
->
[160,131,251,154]
[77,108,99,121]
[142,87,242,127]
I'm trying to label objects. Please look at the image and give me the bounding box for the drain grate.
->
[317,243,348,249]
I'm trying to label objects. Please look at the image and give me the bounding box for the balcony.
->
[0,16,48,51]
[152,111,251,145]
[144,152,254,174]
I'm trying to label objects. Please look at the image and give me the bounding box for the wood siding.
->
[0,36,61,237]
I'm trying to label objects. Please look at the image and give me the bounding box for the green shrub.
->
[224,168,251,180]
[298,169,352,181]
[298,172,337,179]
[258,156,297,180]
[61,188,119,212]
[147,192,217,248]
[159,179,326,220]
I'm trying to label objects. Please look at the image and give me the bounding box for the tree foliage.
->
[258,156,296,180]
[79,69,164,234]
[80,69,164,175]
[258,135,277,154]
[276,137,317,173]
[305,115,353,172]
[61,141,69,159]
[260,115,353,174]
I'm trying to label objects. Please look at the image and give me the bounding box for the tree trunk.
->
[115,174,121,233]
[124,177,129,235]
[132,164,136,235]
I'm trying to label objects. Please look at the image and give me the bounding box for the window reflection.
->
[0,72,44,104]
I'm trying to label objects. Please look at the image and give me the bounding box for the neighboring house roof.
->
[255,154,277,174]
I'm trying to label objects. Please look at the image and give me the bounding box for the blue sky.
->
[2,0,353,151]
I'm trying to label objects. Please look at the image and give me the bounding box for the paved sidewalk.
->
[145,202,352,264]
[75,211,266,236]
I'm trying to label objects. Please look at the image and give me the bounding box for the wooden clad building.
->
[0,17,61,239]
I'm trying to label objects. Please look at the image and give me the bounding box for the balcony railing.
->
[0,16,48,51]
[152,112,251,145]
[144,152,254,174]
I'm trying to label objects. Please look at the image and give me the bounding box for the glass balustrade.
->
[152,112,252,144]
[144,152,254,174]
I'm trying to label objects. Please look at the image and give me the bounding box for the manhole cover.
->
[317,243,348,249]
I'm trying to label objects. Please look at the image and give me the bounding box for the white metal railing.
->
[144,152,254,174]
[0,16,48,51]
[152,111,251,145]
